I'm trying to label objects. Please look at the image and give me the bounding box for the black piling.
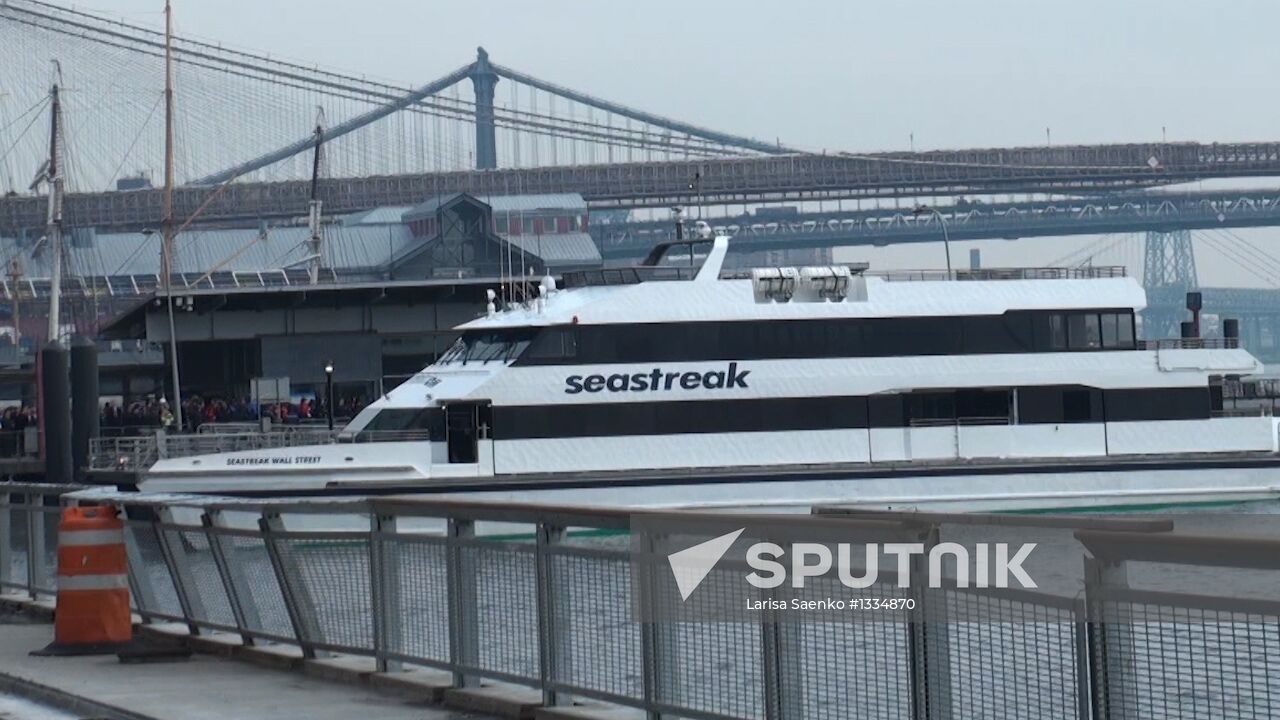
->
[40,342,73,483]
[71,336,99,482]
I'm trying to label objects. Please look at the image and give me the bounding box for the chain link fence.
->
[3,483,1280,719]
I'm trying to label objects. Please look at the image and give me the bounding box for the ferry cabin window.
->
[357,407,445,440]
[494,385,1214,440]
[961,315,1034,354]
[440,331,533,364]
[1067,313,1102,350]
[1049,315,1067,350]
[524,327,578,362]
[1101,313,1119,348]
[897,389,1010,426]
[1049,312,1135,351]
[1016,386,1103,424]
[868,395,904,428]
[514,310,1137,366]
[1062,390,1095,422]
[956,389,1011,422]
[493,396,869,440]
[1103,387,1211,421]
[904,392,955,425]
[1118,314,1135,346]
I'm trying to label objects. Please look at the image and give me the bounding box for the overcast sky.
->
[70,0,1280,153]
[56,1,1280,288]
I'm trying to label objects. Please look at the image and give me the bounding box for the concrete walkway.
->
[0,692,75,720]
[0,621,485,720]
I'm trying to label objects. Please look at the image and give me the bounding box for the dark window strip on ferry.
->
[500,309,1137,366]
[486,385,1212,440]
[358,407,446,440]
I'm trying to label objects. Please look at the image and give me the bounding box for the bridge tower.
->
[470,47,500,170]
[1141,229,1198,338]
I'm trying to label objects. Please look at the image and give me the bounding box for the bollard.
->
[70,336,100,483]
[34,505,132,655]
[41,343,73,483]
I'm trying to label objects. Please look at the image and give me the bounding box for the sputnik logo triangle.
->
[667,528,745,601]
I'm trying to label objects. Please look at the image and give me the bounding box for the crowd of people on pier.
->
[0,405,36,456]
[0,391,372,457]
[97,393,370,432]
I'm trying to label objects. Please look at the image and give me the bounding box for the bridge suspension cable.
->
[1197,229,1280,286]
[1191,232,1274,287]
[2,0,786,189]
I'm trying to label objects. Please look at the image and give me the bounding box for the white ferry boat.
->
[128,236,1280,512]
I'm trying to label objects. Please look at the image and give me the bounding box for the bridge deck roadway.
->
[598,191,1280,258]
[5,142,1280,231]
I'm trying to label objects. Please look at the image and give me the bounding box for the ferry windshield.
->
[439,330,534,364]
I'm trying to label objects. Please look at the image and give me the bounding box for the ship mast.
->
[161,0,183,428]
[8,259,22,350]
[44,77,63,347]
[306,111,324,284]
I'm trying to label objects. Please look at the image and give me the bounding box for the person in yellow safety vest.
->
[159,399,175,430]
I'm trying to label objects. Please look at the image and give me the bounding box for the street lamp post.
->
[324,361,335,431]
[914,205,953,279]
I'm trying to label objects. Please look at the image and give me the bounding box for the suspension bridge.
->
[2,0,1280,355]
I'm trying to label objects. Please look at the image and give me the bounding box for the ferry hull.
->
[129,453,1280,514]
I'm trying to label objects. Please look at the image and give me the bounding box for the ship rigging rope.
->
[106,94,162,187]
[0,95,51,137]
[0,96,51,167]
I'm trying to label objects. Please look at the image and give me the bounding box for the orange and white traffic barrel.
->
[35,505,132,655]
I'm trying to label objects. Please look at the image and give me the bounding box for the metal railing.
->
[560,264,1125,289]
[88,436,160,471]
[873,266,1127,283]
[5,484,1280,719]
[1076,530,1280,720]
[562,265,699,288]
[907,416,1013,428]
[1138,337,1241,350]
[0,484,74,599]
[1212,407,1273,418]
[88,428,442,471]
[89,428,341,471]
[0,429,37,460]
